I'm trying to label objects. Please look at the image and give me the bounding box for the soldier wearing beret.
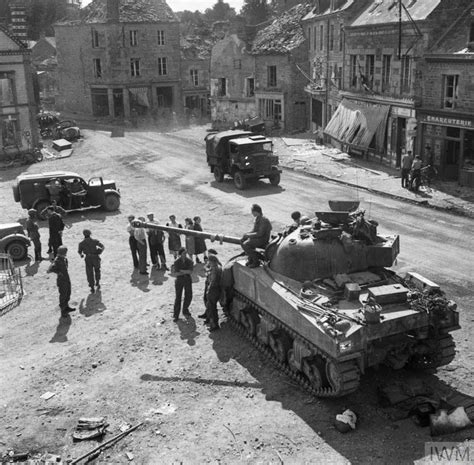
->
[26,209,42,261]
[47,246,75,317]
[78,229,104,293]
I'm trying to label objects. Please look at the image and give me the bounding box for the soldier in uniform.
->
[46,206,65,257]
[127,215,139,268]
[78,229,104,293]
[47,245,75,317]
[172,247,194,321]
[134,217,148,275]
[241,204,272,268]
[25,209,42,261]
[202,251,222,331]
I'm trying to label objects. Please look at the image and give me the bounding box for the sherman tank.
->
[134,202,459,397]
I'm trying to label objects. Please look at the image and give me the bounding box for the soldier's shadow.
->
[130,269,150,292]
[79,290,107,317]
[50,314,72,343]
[24,259,40,277]
[177,316,200,346]
[149,267,169,286]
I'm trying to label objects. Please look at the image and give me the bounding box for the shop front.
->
[417,111,474,185]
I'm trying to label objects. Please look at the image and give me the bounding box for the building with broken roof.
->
[417,4,474,186]
[54,0,182,121]
[302,0,371,142]
[251,3,311,133]
[210,5,310,132]
[0,25,39,154]
[324,0,472,169]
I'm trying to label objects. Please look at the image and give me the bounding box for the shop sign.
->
[420,114,474,129]
[391,107,413,117]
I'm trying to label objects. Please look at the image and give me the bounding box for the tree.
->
[241,0,272,25]
[204,0,236,23]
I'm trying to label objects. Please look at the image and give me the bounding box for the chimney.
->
[106,0,120,23]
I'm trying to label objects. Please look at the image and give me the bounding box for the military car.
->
[12,171,120,219]
[205,130,281,190]
[0,223,30,261]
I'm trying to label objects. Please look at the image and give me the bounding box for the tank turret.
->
[133,202,460,398]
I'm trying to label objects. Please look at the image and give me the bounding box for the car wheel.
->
[214,166,224,182]
[104,193,120,211]
[35,200,51,220]
[269,172,280,186]
[6,240,28,261]
[233,171,246,190]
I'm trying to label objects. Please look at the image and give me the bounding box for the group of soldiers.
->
[24,206,104,318]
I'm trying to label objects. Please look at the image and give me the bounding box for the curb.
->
[280,163,474,219]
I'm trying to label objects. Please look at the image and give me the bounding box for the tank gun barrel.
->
[132,220,242,245]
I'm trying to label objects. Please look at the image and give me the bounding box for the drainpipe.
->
[325,16,330,138]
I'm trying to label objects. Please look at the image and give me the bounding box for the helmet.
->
[57,246,68,256]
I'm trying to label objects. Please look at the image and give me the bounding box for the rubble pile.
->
[251,4,313,54]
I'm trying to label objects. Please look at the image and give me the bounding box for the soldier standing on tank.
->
[173,247,194,321]
[47,245,75,317]
[46,206,65,258]
[241,204,272,268]
[25,209,42,261]
[127,215,139,268]
[78,229,104,293]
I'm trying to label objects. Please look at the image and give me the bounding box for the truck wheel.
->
[6,240,28,261]
[104,193,120,211]
[234,171,246,190]
[269,172,280,186]
[214,166,224,183]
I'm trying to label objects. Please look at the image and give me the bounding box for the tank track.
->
[229,290,360,398]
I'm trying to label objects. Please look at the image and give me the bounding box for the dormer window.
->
[469,21,474,44]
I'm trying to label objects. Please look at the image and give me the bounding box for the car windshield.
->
[239,142,272,156]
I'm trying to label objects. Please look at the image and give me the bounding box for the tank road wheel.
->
[268,329,292,363]
[302,357,324,390]
[242,309,260,337]
[233,171,246,190]
[325,360,360,396]
[213,166,224,182]
[409,334,456,370]
[269,172,280,186]
[104,193,120,212]
[6,240,28,261]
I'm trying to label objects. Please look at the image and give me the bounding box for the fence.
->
[0,253,24,317]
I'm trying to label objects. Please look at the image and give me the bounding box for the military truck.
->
[12,171,120,219]
[205,130,281,190]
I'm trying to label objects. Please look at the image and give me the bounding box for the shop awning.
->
[129,87,150,108]
[324,99,389,152]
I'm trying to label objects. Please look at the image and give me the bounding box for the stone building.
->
[302,0,370,142]
[54,0,182,122]
[251,3,311,133]
[324,0,472,167]
[0,25,38,156]
[180,37,210,121]
[417,4,474,185]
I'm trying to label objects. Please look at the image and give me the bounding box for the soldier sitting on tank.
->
[283,211,301,237]
[241,204,272,268]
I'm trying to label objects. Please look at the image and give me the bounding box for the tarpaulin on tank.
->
[324,98,389,153]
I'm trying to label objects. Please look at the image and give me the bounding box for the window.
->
[319,25,324,51]
[92,29,99,48]
[190,69,199,86]
[365,54,375,88]
[130,30,138,47]
[1,117,19,146]
[218,78,227,97]
[0,75,15,106]
[233,59,241,69]
[339,24,343,51]
[400,55,411,93]
[259,98,282,121]
[93,58,102,78]
[246,77,255,97]
[443,75,459,109]
[313,26,317,49]
[158,57,167,75]
[130,58,140,77]
[381,54,391,92]
[329,24,334,51]
[157,30,165,45]
[307,27,311,50]
[267,65,277,87]
[349,55,357,87]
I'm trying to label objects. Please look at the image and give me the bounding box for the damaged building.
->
[54,0,182,121]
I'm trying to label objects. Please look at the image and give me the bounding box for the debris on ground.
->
[40,391,56,400]
[147,402,177,416]
[430,407,472,436]
[334,409,357,433]
[72,417,108,441]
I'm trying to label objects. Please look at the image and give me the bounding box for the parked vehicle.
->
[0,223,30,261]
[37,112,81,141]
[205,130,281,190]
[12,171,121,219]
[1,145,43,167]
